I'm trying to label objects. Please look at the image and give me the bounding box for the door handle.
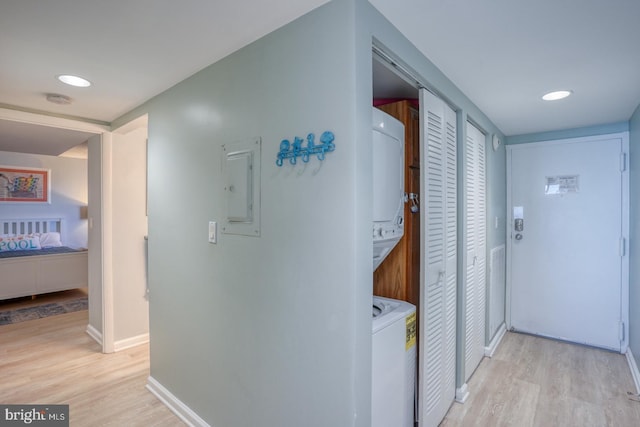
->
[515,233,523,241]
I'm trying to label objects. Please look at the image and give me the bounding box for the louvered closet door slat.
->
[464,127,478,376]
[463,121,487,383]
[443,106,457,397]
[418,88,457,427]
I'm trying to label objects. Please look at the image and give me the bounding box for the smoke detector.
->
[46,93,73,105]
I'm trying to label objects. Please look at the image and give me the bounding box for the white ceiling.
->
[0,0,639,156]
[372,0,640,136]
[0,120,94,157]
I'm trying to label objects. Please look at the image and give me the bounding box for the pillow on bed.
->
[0,234,41,252]
[39,232,63,248]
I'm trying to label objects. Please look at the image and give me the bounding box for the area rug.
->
[0,297,88,326]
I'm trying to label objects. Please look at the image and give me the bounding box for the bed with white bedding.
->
[0,218,88,300]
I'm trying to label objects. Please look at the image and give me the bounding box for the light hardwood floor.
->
[0,310,184,426]
[3,306,639,427]
[442,332,640,426]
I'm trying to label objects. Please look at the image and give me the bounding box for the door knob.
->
[515,233,523,240]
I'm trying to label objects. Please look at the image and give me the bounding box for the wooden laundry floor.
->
[441,331,640,426]
[0,310,184,426]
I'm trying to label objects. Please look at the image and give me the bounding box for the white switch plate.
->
[208,221,217,243]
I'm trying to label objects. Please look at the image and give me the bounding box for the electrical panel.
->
[221,138,261,237]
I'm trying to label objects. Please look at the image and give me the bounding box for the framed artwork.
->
[0,166,51,203]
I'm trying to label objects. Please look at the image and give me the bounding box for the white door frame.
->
[0,107,113,352]
[505,132,629,352]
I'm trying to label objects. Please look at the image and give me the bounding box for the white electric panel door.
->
[226,151,254,223]
[221,138,261,237]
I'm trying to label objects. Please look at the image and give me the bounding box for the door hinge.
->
[620,237,626,257]
[620,321,625,342]
[620,152,627,172]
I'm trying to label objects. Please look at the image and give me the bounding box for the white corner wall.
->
[112,126,149,345]
[0,150,88,247]
[87,134,105,339]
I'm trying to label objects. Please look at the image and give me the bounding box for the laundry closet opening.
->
[371,43,469,427]
[371,50,420,427]
[372,52,420,308]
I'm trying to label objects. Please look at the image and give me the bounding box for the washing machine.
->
[372,296,417,427]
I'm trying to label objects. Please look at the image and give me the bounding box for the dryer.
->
[372,107,405,271]
[372,296,416,427]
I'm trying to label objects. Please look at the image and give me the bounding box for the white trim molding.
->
[0,107,109,133]
[86,324,103,346]
[455,383,469,403]
[485,322,507,358]
[114,333,149,352]
[146,376,210,427]
[626,348,640,394]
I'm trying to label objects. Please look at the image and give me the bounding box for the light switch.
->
[208,221,217,244]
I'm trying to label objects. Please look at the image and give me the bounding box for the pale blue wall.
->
[113,0,509,423]
[629,103,640,369]
[506,121,629,145]
[115,1,369,426]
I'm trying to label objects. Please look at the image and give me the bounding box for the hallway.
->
[442,332,640,426]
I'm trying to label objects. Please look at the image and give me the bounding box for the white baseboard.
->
[455,383,469,403]
[485,322,507,358]
[626,348,640,394]
[86,324,102,346]
[114,333,149,352]
[146,376,210,427]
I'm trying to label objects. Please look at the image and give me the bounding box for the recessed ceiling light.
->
[57,74,91,87]
[542,90,572,101]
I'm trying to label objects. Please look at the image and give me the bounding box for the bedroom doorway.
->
[0,110,105,349]
[0,108,150,355]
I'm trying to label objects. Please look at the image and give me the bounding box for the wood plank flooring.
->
[442,332,640,426]
[3,304,639,427]
[0,310,183,426]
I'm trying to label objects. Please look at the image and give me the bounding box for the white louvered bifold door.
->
[462,122,487,383]
[418,89,457,427]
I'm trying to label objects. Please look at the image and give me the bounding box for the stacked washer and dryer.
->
[371,108,416,427]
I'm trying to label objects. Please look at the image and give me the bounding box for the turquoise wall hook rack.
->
[276,131,335,166]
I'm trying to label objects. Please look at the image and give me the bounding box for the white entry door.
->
[507,135,628,352]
